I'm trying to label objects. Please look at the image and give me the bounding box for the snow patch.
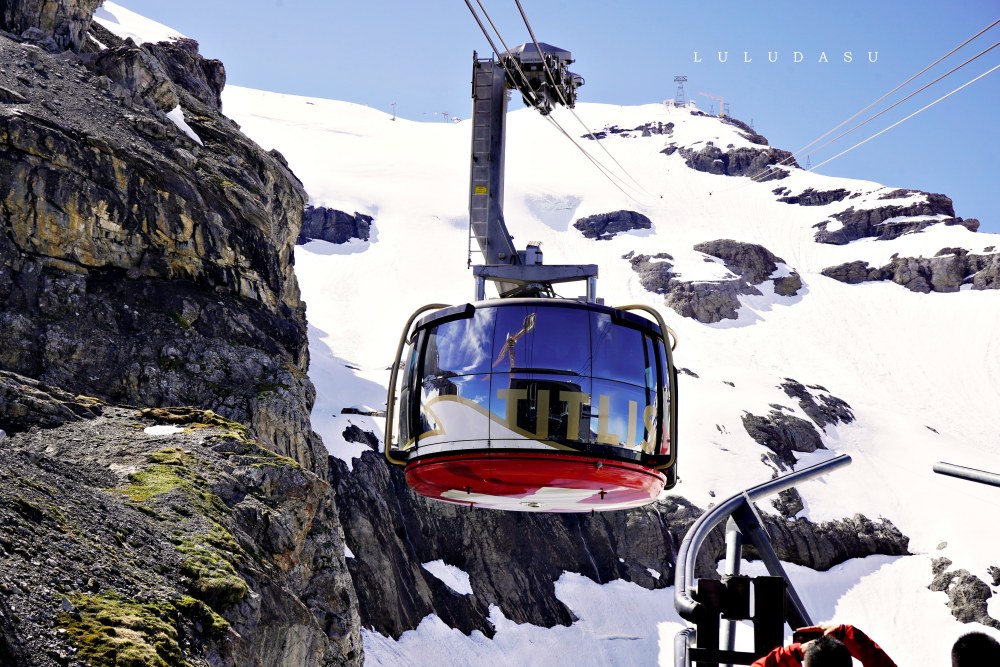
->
[166,106,203,145]
[94,2,185,45]
[421,560,473,596]
[143,425,183,436]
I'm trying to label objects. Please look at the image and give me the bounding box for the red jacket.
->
[751,625,896,667]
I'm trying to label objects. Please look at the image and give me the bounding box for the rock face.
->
[1,0,101,51]
[822,250,1000,293]
[694,239,802,293]
[629,252,745,323]
[0,24,325,474]
[813,192,979,245]
[0,6,362,663]
[581,121,673,140]
[144,38,226,111]
[677,143,796,180]
[742,410,824,468]
[721,116,768,145]
[759,514,908,571]
[628,240,801,323]
[0,387,361,666]
[777,187,852,206]
[929,558,1000,630]
[299,206,373,244]
[573,209,652,240]
[743,381,853,469]
[332,446,910,639]
[780,379,854,428]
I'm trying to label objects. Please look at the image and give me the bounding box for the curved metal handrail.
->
[934,461,1000,489]
[673,454,853,620]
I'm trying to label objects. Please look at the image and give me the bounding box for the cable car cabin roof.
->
[413,298,664,339]
[501,42,573,64]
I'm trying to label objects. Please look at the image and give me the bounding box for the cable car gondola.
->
[385,298,678,512]
[382,44,678,512]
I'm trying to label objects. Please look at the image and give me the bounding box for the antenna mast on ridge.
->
[673,75,687,106]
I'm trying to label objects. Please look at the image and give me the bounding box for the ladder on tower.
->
[468,53,513,270]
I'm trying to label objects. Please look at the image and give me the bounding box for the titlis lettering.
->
[498,388,655,449]
[693,51,878,63]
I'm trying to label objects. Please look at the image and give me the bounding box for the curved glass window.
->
[403,302,671,460]
[490,305,591,375]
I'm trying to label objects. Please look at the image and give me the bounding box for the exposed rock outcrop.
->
[0,389,361,666]
[1,9,362,663]
[694,239,802,295]
[929,558,1000,630]
[721,116,768,145]
[628,240,801,323]
[677,142,796,180]
[573,209,651,240]
[759,514,909,571]
[299,206,373,244]
[813,192,979,245]
[0,25,323,473]
[581,121,673,140]
[821,251,1000,293]
[777,187,852,206]
[332,450,910,639]
[742,410,825,468]
[145,38,226,111]
[0,0,101,51]
[780,379,854,428]
[628,253,745,323]
[0,369,104,432]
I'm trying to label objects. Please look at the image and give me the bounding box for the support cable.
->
[544,114,653,204]
[747,36,1000,185]
[750,17,1000,180]
[512,0,655,195]
[807,63,999,174]
[462,0,506,65]
[473,0,542,108]
[467,0,652,202]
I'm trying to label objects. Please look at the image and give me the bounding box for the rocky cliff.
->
[0,374,359,666]
[1,2,361,663]
[330,442,909,640]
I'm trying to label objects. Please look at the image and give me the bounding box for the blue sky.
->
[117,1,998,233]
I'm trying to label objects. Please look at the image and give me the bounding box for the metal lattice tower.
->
[674,75,687,106]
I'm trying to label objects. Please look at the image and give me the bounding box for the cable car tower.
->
[385,43,679,513]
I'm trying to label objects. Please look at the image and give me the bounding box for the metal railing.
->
[673,454,853,665]
[933,461,1000,489]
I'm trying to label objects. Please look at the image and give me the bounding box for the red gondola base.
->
[404,451,666,512]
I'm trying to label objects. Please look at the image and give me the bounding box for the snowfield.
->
[220,86,1000,665]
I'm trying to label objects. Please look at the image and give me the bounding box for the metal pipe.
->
[934,461,1000,489]
[719,518,743,666]
[732,500,812,629]
[674,454,852,621]
[675,627,695,667]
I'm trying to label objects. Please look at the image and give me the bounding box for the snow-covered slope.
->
[219,85,1000,665]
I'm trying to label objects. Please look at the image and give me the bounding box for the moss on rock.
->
[57,593,189,667]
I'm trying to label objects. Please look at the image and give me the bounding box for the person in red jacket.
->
[751,623,897,667]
